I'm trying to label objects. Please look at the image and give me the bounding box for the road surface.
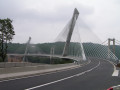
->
[0,57,119,90]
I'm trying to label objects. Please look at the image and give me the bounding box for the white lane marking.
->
[0,60,91,83]
[106,60,119,77]
[112,84,120,88]
[0,67,78,83]
[112,70,119,76]
[80,59,91,66]
[25,61,100,90]
[0,66,80,83]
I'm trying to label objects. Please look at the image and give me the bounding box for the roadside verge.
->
[0,60,90,81]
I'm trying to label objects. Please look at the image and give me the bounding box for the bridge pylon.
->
[62,8,79,57]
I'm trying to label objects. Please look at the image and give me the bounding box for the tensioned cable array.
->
[24,8,119,63]
[53,15,86,61]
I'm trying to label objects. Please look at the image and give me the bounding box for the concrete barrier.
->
[0,61,90,75]
[0,60,91,80]
[0,60,90,75]
[0,63,76,74]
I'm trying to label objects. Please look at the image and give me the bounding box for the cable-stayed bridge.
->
[7,8,120,64]
[1,8,120,90]
[7,8,86,63]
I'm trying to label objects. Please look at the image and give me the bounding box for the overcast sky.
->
[0,0,120,44]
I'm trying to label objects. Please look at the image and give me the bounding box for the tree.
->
[0,18,15,62]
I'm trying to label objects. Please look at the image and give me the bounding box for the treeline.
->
[27,56,73,64]
[7,42,120,60]
[8,42,82,56]
[7,42,81,63]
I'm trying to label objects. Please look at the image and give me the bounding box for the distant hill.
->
[7,42,120,60]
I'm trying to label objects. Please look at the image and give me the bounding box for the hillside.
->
[7,42,120,60]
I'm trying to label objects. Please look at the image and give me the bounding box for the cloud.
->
[0,0,94,43]
[0,0,120,44]
[86,0,120,42]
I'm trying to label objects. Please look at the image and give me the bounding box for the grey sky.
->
[0,0,120,44]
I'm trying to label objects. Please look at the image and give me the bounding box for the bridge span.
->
[7,53,83,62]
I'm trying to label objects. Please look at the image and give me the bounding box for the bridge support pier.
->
[23,37,31,62]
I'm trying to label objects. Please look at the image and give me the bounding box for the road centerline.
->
[25,60,100,90]
[0,60,91,83]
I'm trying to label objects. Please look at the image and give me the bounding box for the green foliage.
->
[83,43,120,60]
[8,42,82,56]
[7,42,120,63]
[0,18,15,62]
[27,56,50,64]
[26,56,73,64]
[8,43,26,54]
[116,63,120,67]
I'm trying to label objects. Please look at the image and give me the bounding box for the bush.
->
[116,63,120,67]
[0,57,3,62]
[26,56,73,64]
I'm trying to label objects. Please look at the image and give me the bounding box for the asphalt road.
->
[0,58,119,90]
